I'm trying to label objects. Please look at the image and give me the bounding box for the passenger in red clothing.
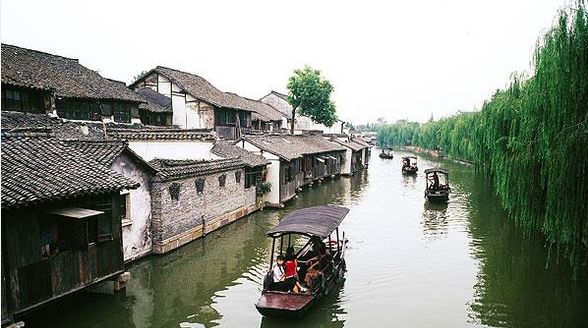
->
[284,246,307,293]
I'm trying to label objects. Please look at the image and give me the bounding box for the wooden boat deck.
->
[256,291,315,318]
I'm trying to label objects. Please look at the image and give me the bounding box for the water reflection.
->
[465,175,588,327]
[422,201,449,237]
[18,151,588,328]
[124,214,277,328]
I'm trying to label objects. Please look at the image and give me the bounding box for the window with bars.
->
[169,183,181,201]
[195,178,205,194]
[235,170,242,184]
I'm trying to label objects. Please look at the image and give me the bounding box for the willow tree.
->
[470,1,588,276]
[286,65,337,135]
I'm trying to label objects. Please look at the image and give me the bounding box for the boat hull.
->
[402,167,418,174]
[255,264,346,318]
[425,189,449,201]
[255,292,316,319]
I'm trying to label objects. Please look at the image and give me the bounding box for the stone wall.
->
[151,168,258,254]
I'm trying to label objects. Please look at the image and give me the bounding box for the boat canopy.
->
[424,168,449,174]
[266,205,350,238]
[402,156,417,159]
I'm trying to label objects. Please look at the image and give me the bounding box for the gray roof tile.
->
[150,158,244,182]
[141,66,252,111]
[1,134,140,209]
[242,134,346,161]
[210,141,270,167]
[1,44,144,103]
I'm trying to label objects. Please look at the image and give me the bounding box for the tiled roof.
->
[106,127,217,141]
[1,111,217,141]
[237,94,285,121]
[63,139,128,166]
[300,135,347,153]
[141,66,252,112]
[1,44,144,103]
[210,140,270,167]
[1,134,140,209]
[1,111,108,140]
[136,87,172,113]
[150,158,244,182]
[330,138,364,151]
[65,139,159,173]
[260,91,293,117]
[242,134,346,161]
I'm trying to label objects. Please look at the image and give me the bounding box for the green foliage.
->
[376,0,588,276]
[257,181,272,195]
[287,65,337,134]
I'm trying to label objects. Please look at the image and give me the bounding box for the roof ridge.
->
[1,43,80,63]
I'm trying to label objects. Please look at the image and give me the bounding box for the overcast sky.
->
[1,0,568,124]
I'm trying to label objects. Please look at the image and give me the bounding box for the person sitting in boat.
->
[429,172,439,190]
[271,254,301,293]
[284,246,307,293]
[303,244,331,291]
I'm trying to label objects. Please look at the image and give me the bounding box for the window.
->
[245,168,261,188]
[285,166,293,183]
[1,88,45,113]
[169,183,181,201]
[120,191,131,226]
[42,207,107,254]
[113,103,131,123]
[235,170,242,184]
[195,178,205,194]
[219,174,227,187]
[56,99,98,121]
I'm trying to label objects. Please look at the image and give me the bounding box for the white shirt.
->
[272,263,285,283]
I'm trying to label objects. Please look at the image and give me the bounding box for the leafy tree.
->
[132,70,149,84]
[286,65,337,134]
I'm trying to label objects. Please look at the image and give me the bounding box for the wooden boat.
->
[424,168,450,201]
[255,205,350,319]
[379,147,394,159]
[401,156,418,174]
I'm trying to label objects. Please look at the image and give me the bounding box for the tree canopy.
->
[286,65,337,134]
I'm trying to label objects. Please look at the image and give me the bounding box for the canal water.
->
[21,150,587,328]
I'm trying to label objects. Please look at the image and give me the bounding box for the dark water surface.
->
[22,150,588,327]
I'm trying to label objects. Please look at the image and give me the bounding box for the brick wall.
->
[151,168,257,253]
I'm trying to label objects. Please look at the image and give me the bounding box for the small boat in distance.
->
[379,147,394,159]
[402,156,418,174]
[424,168,450,201]
[255,205,350,319]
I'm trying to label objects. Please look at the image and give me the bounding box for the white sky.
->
[1,0,569,124]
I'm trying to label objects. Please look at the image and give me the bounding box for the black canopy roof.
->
[424,168,449,174]
[266,205,350,238]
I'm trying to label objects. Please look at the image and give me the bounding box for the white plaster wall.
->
[343,148,353,174]
[128,140,215,161]
[264,158,282,205]
[111,153,153,262]
[239,141,281,205]
[172,94,188,128]
[185,94,202,129]
[157,75,172,97]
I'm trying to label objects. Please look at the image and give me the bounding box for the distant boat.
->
[255,205,350,319]
[424,168,450,201]
[401,156,418,174]
[379,147,394,159]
